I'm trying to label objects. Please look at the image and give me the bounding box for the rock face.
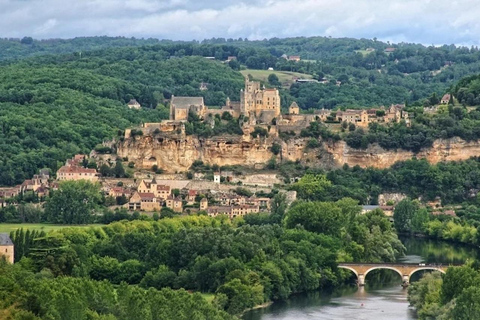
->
[117,133,480,172]
[323,137,480,168]
[117,134,275,172]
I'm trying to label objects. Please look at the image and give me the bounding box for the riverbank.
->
[244,236,478,320]
[240,302,273,316]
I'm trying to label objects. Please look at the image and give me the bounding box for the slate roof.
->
[0,233,13,245]
[171,96,204,109]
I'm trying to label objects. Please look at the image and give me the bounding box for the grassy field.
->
[0,223,104,233]
[240,69,313,87]
[354,49,375,56]
[200,293,215,303]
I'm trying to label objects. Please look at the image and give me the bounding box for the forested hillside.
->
[0,36,161,61]
[0,53,243,186]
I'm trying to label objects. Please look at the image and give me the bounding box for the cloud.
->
[0,0,479,46]
[34,18,57,35]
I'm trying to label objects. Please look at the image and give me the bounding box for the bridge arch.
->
[409,267,446,279]
[364,266,404,281]
[338,266,359,278]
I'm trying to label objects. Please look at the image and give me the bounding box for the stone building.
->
[0,233,14,264]
[137,178,171,200]
[240,79,281,121]
[127,99,141,109]
[200,198,208,210]
[57,166,98,182]
[441,94,451,105]
[127,192,161,211]
[166,195,183,212]
[288,102,300,115]
[169,96,206,121]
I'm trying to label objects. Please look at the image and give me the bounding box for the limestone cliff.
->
[323,137,480,168]
[116,133,480,172]
[117,134,275,172]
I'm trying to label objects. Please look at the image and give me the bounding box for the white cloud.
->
[34,18,57,35]
[0,0,479,46]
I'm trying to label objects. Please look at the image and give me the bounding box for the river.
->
[243,236,478,320]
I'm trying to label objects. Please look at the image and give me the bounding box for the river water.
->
[243,237,478,320]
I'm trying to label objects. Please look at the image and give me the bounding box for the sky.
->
[1,0,480,46]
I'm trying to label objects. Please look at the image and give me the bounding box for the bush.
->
[270,143,281,155]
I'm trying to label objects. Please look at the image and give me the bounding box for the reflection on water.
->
[398,236,478,265]
[243,284,415,320]
[243,237,478,320]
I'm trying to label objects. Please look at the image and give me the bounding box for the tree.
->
[268,73,280,86]
[451,286,480,320]
[270,143,281,155]
[411,207,429,233]
[290,174,332,201]
[113,160,126,178]
[269,193,287,223]
[393,199,418,233]
[44,181,102,224]
[99,164,112,177]
[441,265,479,304]
[20,36,33,45]
[284,201,342,236]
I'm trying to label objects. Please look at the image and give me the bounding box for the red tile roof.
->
[57,166,97,174]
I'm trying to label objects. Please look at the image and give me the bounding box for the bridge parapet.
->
[338,262,453,286]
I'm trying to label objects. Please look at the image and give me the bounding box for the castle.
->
[124,76,409,143]
[240,78,281,123]
[168,78,281,124]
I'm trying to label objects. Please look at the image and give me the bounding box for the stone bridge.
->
[338,263,451,286]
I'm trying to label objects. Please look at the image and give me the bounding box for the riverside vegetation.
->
[0,195,404,319]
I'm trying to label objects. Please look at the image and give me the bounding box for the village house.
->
[0,233,14,264]
[166,195,183,213]
[334,104,407,127]
[56,154,98,182]
[288,55,301,61]
[137,178,171,200]
[187,190,197,204]
[207,206,232,217]
[57,166,99,182]
[230,205,260,218]
[127,99,141,109]
[108,187,130,198]
[200,198,208,210]
[127,192,161,211]
[441,94,451,104]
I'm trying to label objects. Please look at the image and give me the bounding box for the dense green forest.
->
[0,36,162,61]
[280,157,480,207]
[0,53,243,186]
[5,35,480,110]
[0,199,403,318]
